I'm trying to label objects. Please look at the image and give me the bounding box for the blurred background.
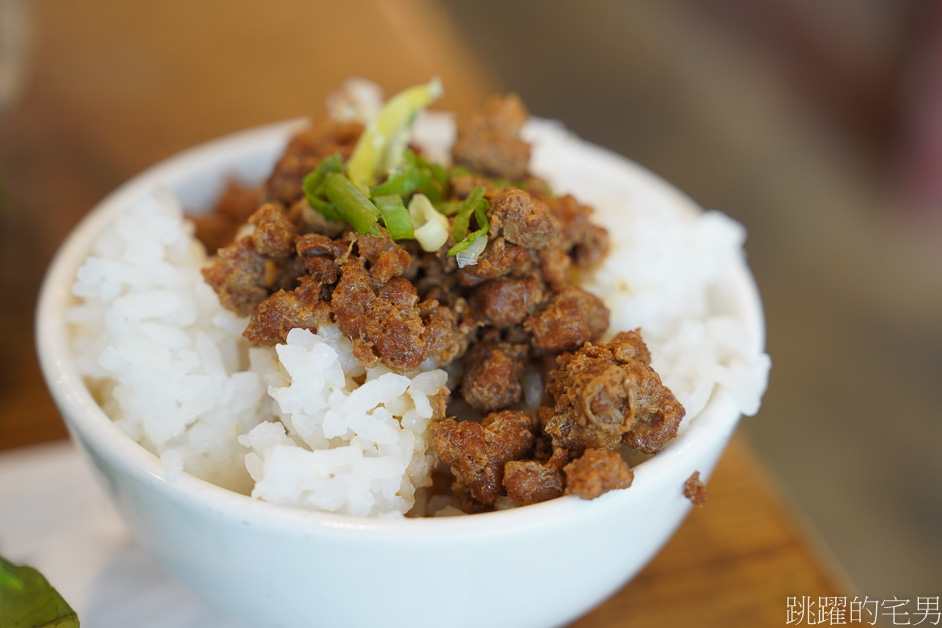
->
[1,0,940,609]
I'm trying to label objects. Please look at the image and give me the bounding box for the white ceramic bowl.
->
[36,116,765,628]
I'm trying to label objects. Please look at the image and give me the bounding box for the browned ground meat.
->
[571,224,610,269]
[406,245,462,304]
[418,298,476,367]
[538,248,572,288]
[539,193,611,270]
[266,256,308,294]
[460,340,528,412]
[243,277,332,346]
[211,217,473,373]
[191,180,264,253]
[451,94,531,180]
[331,261,428,373]
[288,198,348,239]
[192,92,689,511]
[448,173,497,200]
[610,328,653,365]
[265,119,363,205]
[430,410,537,506]
[683,471,708,506]
[563,448,634,499]
[201,237,269,317]
[295,232,347,284]
[469,277,545,328]
[328,247,473,373]
[354,231,412,283]
[456,237,534,287]
[543,330,685,456]
[455,187,572,291]
[488,188,560,250]
[524,287,609,352]
[503,447,568,506]
[249,202,297,259]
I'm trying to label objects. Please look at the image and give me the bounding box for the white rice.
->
[240,327,444,517]
[67,189,264,492]
[68,117,770,517]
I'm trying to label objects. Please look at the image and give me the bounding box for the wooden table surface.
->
[0,1,856,626]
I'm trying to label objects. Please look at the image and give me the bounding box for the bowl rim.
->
[35,116,765,536]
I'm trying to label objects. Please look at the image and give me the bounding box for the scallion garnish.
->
[324,172,381,235]
[417,152,447,177]
[303,154,344,221]
[450,186,487,243]
[448,186,489,260]
[454,231,488,268]
[434,200,465,216]
[409,193,450,251]
[347,78,443,191]
[370,149,448,204]
[298,79,493,265]
[373,195,414,240]
[372,155,429,198]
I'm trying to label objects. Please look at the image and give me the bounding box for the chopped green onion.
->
[303,154,343,196]
[451,185,487,243]
[371,161,429,199]
[448,226,488,256]
[449,164,471,177]
[448,186,490,258]
[324,172,380,235]
[372,168,428,199]
[434,200,465,216]
[303,154,344,221]
[416,153,448,183]
[306,197,341,221]
[373,195,414,240]
[409,193,449,252]
[347,78,443,191]
[455,232,488,268]
[371,150,447,204]
[473,192,490,233]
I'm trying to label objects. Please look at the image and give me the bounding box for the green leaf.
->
[0,556,80,627]
[0,569,24,592]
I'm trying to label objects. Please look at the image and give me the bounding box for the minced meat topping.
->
[194,89,685,513]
